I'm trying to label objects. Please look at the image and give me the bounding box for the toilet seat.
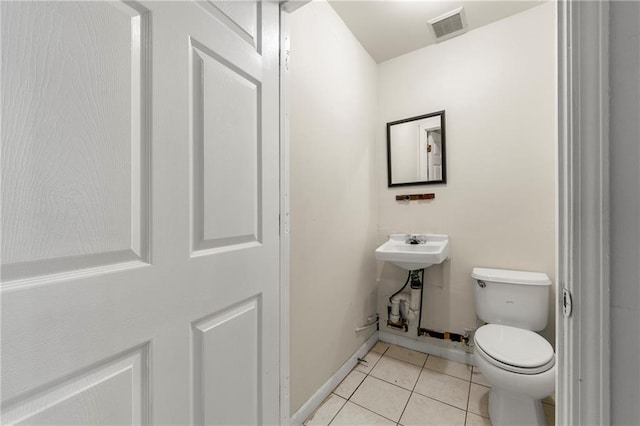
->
[475,324,555,375]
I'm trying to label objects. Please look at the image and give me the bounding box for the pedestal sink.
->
[375,234,449,270]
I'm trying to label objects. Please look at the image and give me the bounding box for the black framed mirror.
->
[387,110,446,187]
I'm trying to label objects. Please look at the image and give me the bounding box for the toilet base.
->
[488,387,547,426]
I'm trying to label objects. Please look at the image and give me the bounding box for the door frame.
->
[279,2,310,423]
[279,5,292,424]
[557,0,610,424]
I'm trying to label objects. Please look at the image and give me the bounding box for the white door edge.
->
[279,3,312,423]
[279,3,292,424]
[557,0,611,424]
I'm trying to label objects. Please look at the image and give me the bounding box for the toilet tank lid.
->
[472,268,551,286]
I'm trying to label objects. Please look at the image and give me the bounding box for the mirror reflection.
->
[387,110,446,187]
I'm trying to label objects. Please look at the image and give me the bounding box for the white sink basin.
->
[375,234,449,270]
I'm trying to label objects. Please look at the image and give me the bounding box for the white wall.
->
[289,0,378,415]
[609,2,640,424]
[376,2,557,343]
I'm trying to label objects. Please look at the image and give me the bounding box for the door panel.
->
[3,347,149,425]
[193,298,260,426]
[1,1,280,424]
[0,1,151,283]
[191,39,261,250]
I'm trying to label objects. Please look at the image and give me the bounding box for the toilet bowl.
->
[474,324,555,425]
[472,267,555,426]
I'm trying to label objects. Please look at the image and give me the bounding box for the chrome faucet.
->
[406,235,426,244]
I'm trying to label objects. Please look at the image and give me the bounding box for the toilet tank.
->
[472,267,551,331]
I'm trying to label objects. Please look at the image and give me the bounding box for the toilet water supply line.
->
[355,314,379,332]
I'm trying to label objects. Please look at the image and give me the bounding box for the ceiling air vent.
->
[428,7,467,42]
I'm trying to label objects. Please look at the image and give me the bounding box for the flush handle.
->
[477,280,486,288]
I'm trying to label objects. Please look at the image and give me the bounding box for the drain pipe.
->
[389,293,407,323]
[390,287,421,322]
[390,270,423,324]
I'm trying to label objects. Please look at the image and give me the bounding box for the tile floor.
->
[304,342,556,426]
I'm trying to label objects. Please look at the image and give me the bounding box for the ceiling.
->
[327,0,546,63]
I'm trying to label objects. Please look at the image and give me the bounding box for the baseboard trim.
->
[290,331,379,425]
[379,331,475,366]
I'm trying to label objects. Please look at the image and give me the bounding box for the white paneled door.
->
[1,1,280,424]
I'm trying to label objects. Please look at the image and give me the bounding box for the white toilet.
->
[472,267,555,426]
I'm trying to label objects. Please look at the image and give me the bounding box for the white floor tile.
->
[333,368,367,399]
[471,367,491,387]
[314,345,523,426]
[330,401,395,426]
[465,412,492,426]
[399,393,466,426]
[355,351,382,374]
[385,345,428,367]
[425,355,473,381]
[370,356,422,390]
[414,368,470,410]
[468,383,490,418]
[304,394,346,426]
[350,376,411,422]
[371,341,391,354]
